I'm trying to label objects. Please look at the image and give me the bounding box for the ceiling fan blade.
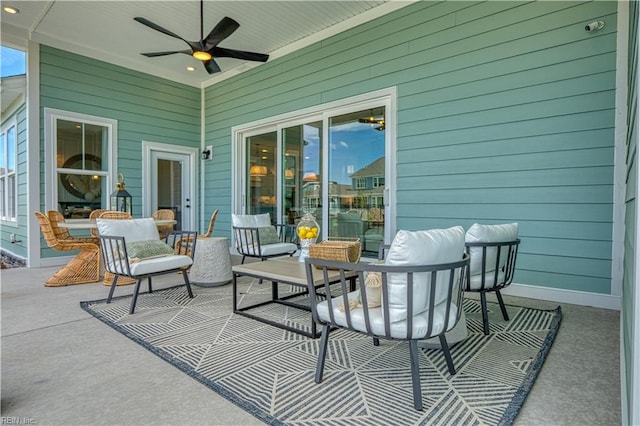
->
[141,50,192,57]
[134,17,189,41]
[211,46,269,63]
[205,17,240,47]
[204,59,221,74]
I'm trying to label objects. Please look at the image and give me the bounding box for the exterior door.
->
[148,150,194,231]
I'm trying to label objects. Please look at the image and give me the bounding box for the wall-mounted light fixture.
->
[201,145,213,160]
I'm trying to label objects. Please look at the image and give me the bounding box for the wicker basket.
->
[308,239,361,268]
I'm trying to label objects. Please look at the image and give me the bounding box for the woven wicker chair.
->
[47,210,99,244]
[200,209,219,239]
[152,209,175,239]
[89,209,109,238]
[98,211,133,220]
[35,211,100,286]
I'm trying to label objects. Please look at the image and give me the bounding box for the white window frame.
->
[373,176,384,188]
[355,177,366,189]
[44,108,118,213]
[0,118,18,222]
[231,87,397,244]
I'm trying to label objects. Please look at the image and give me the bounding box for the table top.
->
[232,256,356,287]
[57,219,177,229]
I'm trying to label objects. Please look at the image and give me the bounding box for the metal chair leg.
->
[439,334,456,375]
[106,274,118,303]
[409,340,423,411]
[495,290,509,321]
[129,278,143,314]
[373,337,380,346]
[182,270,194,298]
[147,277,153,293]
[315,324,330,383]
[480,292,490,335]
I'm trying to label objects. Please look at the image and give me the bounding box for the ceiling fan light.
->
[192,51,212,61]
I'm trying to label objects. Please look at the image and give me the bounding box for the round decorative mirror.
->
[60,154,102,201]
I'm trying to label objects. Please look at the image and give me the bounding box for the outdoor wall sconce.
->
[201,146,212,160]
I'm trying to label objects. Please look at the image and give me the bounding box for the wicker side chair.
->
[200,209,219,239]
[47,210,99,244]
[152,209,176,239]
[35,211,100,286]
[98,211,133,220]
[88,209,109,238]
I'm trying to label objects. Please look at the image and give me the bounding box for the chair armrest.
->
[98,235,132,276]
[275,223,298,244]
[167,230,198,260]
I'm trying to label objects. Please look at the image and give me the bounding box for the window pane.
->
[7,126,15,172]
[282,122,322,225]
[246,132,276,221]
[0,132,6,172]
[7,175,16,218]
[0,177,5,217]
[328,107,385,255]
[58,172,106,218]
[56,120,105,171]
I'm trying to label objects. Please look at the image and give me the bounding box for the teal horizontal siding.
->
[204,1,618,295]
[39,46,200,260]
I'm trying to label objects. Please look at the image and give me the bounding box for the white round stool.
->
[189,237,232,287]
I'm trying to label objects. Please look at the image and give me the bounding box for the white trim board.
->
[501,282,620,311]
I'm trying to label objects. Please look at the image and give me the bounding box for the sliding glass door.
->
[238,90,394,257]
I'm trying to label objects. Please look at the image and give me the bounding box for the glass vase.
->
[296,212,319,262]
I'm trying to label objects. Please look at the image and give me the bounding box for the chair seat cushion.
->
[127,254,192,276]
[232,213,271,227]
[240,242,298,257]
[317,291,459,339]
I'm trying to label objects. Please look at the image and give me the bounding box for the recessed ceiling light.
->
[186,66,196,72]
[2,5,19,14]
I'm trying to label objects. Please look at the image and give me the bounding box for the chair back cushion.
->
[465,223,518,276]
[96,218,160,242]
[231,213,271,228]
[385,226,465,323]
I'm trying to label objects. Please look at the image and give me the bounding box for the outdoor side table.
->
[190,237,232,287]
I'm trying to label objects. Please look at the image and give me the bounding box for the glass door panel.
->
[281,121,322,226]
[246,132,277,222]
[328,107,385,256]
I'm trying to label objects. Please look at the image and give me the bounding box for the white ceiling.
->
[1,1,414,88]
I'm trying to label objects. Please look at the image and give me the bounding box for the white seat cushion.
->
[239,242,297,257]
[317,291,459,339]
[96,218,160,242]
[465,223,518,276]
[468,270,506,290]
[384,226,465,323]
[106,254,192,276]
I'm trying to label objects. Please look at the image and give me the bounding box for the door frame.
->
[231,87,397,254]
[141,141,199,229]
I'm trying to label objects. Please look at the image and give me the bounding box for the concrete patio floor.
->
[1,262,621,425]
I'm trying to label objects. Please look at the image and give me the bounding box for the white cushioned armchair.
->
[305,226,469,411]
[231,213,297,263]
[97,218,197,314]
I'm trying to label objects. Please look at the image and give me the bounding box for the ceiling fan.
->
[134,0,269,74]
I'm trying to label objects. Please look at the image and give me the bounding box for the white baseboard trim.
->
[501,282,621,311]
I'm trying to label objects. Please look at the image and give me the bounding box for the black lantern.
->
[110,173,132,214]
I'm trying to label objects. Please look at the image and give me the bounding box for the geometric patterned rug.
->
[80,279,562,426]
